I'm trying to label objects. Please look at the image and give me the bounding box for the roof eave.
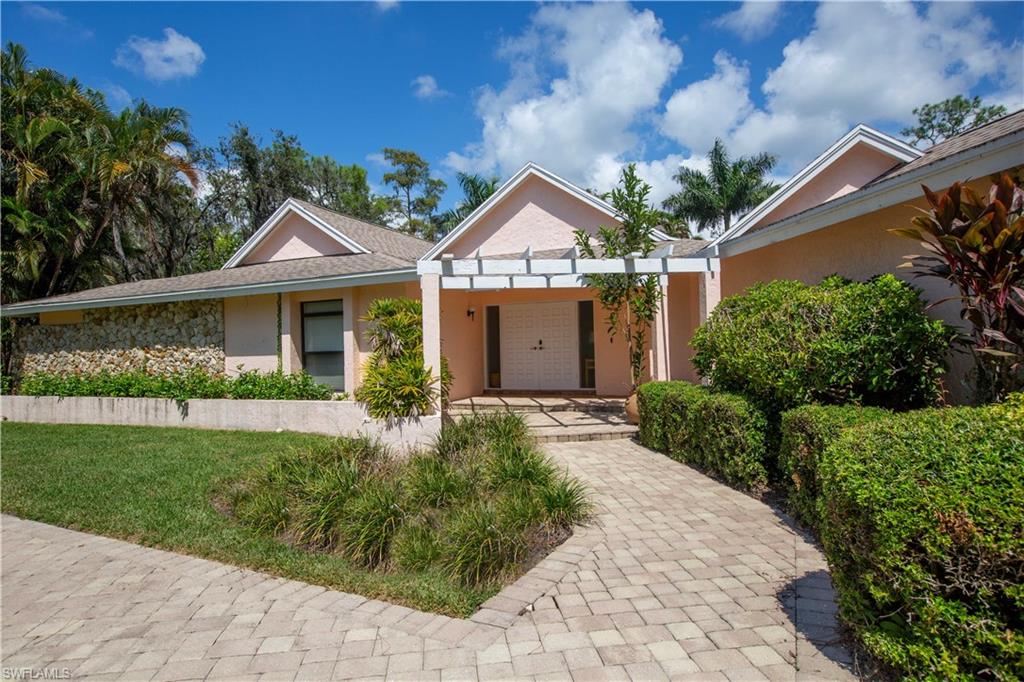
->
[421,162,623,262]
[710,125,923,248]
[2,267,418,317]
[718,127,1024,258]
[222,199,371,269]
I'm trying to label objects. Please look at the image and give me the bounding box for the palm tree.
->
[436,172,500,236]
[663,139,779,238]
[1,42,198,301]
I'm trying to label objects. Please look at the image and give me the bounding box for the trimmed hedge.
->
[637,380,697,451]
[639,381,768,492]
[779,404,889,531]
[17,368,336,401]
[819,406,1024,679]
[691,275,953,417]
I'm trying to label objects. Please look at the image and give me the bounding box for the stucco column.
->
[421,274,442,413]
[699,271,722,322]
[343,289,359,396]
[649,274,671,382]
[280,292,293,374]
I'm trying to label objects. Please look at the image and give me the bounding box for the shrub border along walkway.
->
[2,439,854,680]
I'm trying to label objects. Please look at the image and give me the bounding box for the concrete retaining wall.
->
[0,396,440,449]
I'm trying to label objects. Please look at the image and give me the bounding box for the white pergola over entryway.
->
[418,248,723,408]
[415,246,719,290]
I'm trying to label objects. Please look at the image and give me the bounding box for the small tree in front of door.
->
[574,164,662,391]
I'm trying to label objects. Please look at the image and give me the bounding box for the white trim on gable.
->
[222,198,370,268]
[710,125,922,248]
[718,125,1024,258]
[421,162,671,262]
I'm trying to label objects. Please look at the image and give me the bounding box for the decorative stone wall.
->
[14,300,224,376]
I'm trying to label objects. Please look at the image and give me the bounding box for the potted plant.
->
[574,164,662,423]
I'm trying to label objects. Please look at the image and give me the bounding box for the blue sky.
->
[5,1,1022,208]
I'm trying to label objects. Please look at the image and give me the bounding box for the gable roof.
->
[223,198,433,268]
[717,109,1024,257]
[711,125,922,247]
[421,162,670,261]
[868,108,1024,185]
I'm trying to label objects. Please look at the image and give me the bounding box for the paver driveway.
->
[1,439,855,681]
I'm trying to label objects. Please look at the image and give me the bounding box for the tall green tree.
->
[901,95,1007,148]
[574,164,662,392]
[308,156,392,221]
[1,42,199,303]
[437,172,500,235]
[380,148,447,239]
[662,139,778,238]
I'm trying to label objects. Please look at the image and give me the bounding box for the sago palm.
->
[663,139,779,238]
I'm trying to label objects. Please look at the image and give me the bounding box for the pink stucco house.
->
[5,110,1023,404]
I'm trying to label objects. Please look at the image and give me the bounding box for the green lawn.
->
[0,422,495,617]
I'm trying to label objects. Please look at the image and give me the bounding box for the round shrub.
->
[442,501,525,586]
[339,479,405,567]
[818,406,1024,679]
[691,274,954,415]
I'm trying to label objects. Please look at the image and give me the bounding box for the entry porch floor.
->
[449,396,635,443]
[449,395,626,414]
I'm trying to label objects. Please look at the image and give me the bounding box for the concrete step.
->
[522,410,638,444]
[449,396,625,415]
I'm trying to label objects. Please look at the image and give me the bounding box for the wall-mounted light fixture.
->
[467,307,476,321]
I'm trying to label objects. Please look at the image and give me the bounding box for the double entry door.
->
[498,301,580,391]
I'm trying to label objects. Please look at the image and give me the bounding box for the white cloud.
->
[661,51,752,155]
[22,3,93,39]
[447,1,1021,209]
[22,3,67,23]
[103,83,132,109]
[692,2,1023,170]
[114,28,206,81]
[445,3,682,199]
[411,74,450,100]
[713,1,782,42]
[375,0,399,11]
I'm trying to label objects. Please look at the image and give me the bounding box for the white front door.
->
[499,301,580,390]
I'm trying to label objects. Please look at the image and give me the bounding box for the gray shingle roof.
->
[654,238,712,257]
[4,200,432,314]
[291,199,433,262]
[4,254,414,312]
[872,109,1024,184]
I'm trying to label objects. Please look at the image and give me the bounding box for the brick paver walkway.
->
[1,439,855,681]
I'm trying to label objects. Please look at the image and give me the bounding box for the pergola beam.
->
[418,256,719,278]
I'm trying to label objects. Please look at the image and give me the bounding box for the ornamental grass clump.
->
[442,501,526,586]
[225,412,592,587]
